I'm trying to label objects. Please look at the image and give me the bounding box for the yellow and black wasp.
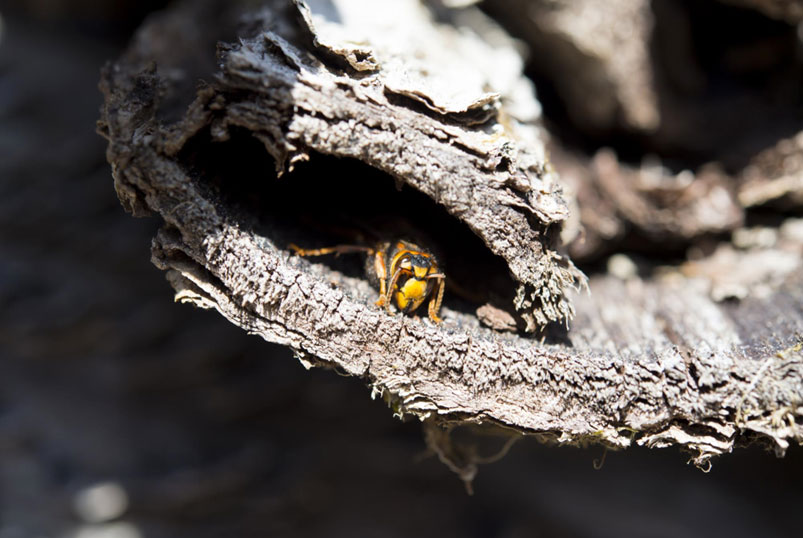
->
[289,239,446,323]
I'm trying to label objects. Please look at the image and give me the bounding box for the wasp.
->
[289,239,446,323]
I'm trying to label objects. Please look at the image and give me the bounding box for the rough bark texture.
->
[99,0,803,476]
[104,0,584,333]
[6,1,803,535]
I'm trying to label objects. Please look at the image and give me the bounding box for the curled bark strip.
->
[103,0,584,331]
[100,0,803,472]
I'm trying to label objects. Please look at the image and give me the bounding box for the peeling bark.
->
[99,0,803,475]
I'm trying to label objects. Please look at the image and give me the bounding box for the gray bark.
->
[99,0,803,479]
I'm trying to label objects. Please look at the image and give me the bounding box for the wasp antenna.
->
[385,267,404,313]
[289,244,374,257]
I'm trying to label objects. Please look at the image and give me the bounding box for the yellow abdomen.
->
[394,278,428,312]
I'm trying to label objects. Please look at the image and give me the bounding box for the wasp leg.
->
[374,250,388,307]
[427,274,446,323]
[289,244,375,257]
[384,266,405,314]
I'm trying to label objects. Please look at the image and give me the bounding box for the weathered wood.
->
[103,0,584,332]
[99,0,803,473]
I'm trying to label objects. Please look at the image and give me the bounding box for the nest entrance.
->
[178,127,518,323]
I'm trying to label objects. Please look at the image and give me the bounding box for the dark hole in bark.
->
[177,127,518,322]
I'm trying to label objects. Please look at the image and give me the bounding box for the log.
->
[99,0,803,481]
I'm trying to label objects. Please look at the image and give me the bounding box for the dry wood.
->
[99,0,803,476]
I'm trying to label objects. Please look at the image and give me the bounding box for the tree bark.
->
[99,0,803,478]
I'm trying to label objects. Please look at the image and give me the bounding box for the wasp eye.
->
[399,257,412,270]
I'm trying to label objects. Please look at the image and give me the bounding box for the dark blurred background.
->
[1,1,802,537]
